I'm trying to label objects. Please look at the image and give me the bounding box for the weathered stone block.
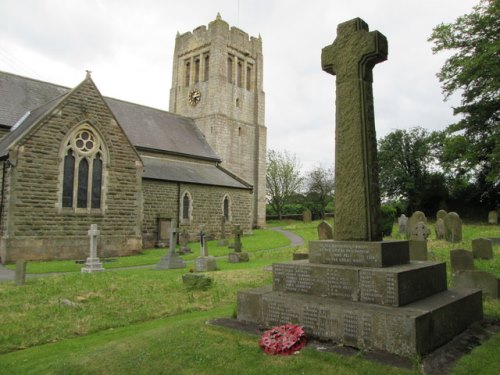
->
[228,252,249,263]
[309,240,409,268]
[450,249,475,273]
[452,270,499,299]
[195,256,217,272]
[238,287,482,356]
[472,238,493,260]
[317,221,333,240]
[409,240,427,261]
[156,253,186,270]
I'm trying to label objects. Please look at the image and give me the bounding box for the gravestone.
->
[81,224,104,273]
[228,225,249,263]
[15,259,27,286]
[317,221,333,240]
[488,210,498,225]
[156,219,186,270]
[472,238,493,260]
[178,227,192,254]
[303,209,312,223]
[444,212,462,243]
[397,214,408,236]
[406,211,427,239]
[156,218,170,248]
[409,220,429,260]
[452,271,499,299]
[450,249,475,274]
[410,221,430,241]
[436,209,447,221]
[237,18,482,357]
[435,218,445,240]
[195,226,217,271]
[218,216,229,246]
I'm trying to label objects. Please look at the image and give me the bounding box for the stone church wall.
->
[0,79,143,262]
[142,179,253,248]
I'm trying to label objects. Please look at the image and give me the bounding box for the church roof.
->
[142,156,252,189]
[0,71,220,161]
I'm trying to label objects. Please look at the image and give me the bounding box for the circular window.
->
[73,129,97,154]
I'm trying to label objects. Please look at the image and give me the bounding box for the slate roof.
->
[142,156,251,189]
[0,71,220,161]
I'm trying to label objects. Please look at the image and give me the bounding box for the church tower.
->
[169,14,266,228]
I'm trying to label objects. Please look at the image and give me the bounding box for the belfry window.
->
[185,61,191,87]
[246,64,253,91]
[237,61,243,88]
[204,54,210,81]
[61,125,105,211]
[227,56,233,84]
[194,58,200,83]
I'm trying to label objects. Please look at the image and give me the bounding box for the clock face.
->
[188,88,201,106]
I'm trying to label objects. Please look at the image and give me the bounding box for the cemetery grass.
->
[4,227,291,274]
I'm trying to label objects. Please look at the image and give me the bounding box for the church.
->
[0,15,267,263]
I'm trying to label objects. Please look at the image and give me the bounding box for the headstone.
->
[409,240,427,261]
[303,209,312,223]
[156,218,170,247]
[452,270,499,299]
[436,209,447,221]
[488,210,498,225]
[444,212,462,243]
[450,249,475,274]
[195,225,217,271]
[435,218,445,240]
[397,214,408,236]
[178,227,192,254]
[317,221,333,240]
[410,221,430,241]
[406,211,427,239]
[472,238,493,260]
[15,259,27,286]
[218,216,229,246]
[81,224,104,273]
[228,225,249,263]
[237,18,482,357]
[156,219,186,269]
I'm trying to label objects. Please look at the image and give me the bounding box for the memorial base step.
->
[237,286,483,356]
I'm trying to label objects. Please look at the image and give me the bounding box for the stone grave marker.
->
[156,218,170,248]
[317,221,333,240]
[406,211,427,239]
[303,209,312,223]
[81,224,104,273]
[228,224,249,263]
[435,218,445,240]
[410,221,430,241]
[408,221,430,260]
[397,214,408,236]
[472,238,493,260]
[218,216,229,246]
[436,209,447,221]
[452,270,499,299]
[450,249,475,274]
[236,18,482,357]
[488,210,498,225]
[195,226,217,271]
[178,227,192,254]
[156,219,186,270]
[444,212,462,243]
[15,259,27,286]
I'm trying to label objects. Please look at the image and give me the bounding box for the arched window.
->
[61,125,106,211]
[237,61,243,88]
[246,64,253,90]
[222,195,231,222]
[180,191,192,223]
[194,58,200,83]
[204,54,210,81]
[227,56,233,84]
[185,61,191,87]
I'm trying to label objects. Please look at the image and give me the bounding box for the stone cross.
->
[220,216,227,239]
[322,18,387,241]
[233,224,243,252]
[199,226,208,257]
[168,219,178,256]
[81,223,104,273]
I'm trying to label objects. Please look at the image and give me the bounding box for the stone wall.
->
[142,178,253,248]
[0,77,143,262]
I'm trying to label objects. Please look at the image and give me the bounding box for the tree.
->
[266,150,303,219]
[429,0,500,206]
[378,127,447,213]
[304,165,334,219]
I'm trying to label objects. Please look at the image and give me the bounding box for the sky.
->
[0,0,476,172]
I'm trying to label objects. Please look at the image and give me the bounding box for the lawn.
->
[0,219,499,374]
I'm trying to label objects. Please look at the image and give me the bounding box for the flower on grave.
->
[259,324,307,355]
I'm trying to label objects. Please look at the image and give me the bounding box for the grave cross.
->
[199,226,208,257]
[233,224,243,252]
[321,18,387,241]
[168,219,178,256]
[88,224,100,259]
